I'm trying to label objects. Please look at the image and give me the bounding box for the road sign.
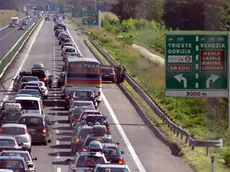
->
[165,34,229,98]
[82,10,101,27]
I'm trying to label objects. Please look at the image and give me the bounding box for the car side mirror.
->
[120,151,124,154]
[32,157,37,160]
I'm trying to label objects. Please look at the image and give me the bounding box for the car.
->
[21,21,28,25]
[101,66,117,83]
[19,82,39,90]
[15,96,44,114]
[77,110,102,123]
[0,135,24,151]
[61,42,74,49]
[8,23,15,28]
[18,89,42,99]
[18,114,53,145]
[0,150,37,172]
[18,25,25,30]
[31,68,52,87]
[28,81,48,99]
[12,71,33,91]
[93,164,131,172]
[16,76,39,91]
[62,46,77,61]
[67,152,108,172]
[72,90,98,108]
[59,37,71,47]
[71,125,93,154]
[0,156,30,172]
[101,143,125,164]
[0,124,32,153]
[45,16,50,21]
[31,63,46,70]
[23,86,43,99]
[0,103,23,127]
[0,100,15,112]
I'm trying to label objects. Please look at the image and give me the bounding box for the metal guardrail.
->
[86,36,223,153]
[0,16,43,79]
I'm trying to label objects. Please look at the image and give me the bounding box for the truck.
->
[11,17,19,25]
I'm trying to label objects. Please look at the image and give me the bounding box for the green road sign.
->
[82,10,101,27]
[165,34,229,98]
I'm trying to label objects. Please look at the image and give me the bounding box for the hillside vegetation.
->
[68,0,230,171]
[0,10,23,26]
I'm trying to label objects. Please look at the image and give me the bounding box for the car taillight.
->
[72,117,77,121]
[118,157,125,164]
[42,128,46,134]
[24,128,28,134]
[41,88,46,92]
[82,146,87,152]
[0,128,2,134]
[75,138,79,143]
[68,98,71,102]
[63,52,68,56]
[72,167,76,172]
[106,125,110,131]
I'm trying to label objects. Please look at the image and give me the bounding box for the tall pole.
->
[95,0,97,11]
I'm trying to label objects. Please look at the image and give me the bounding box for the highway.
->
[0,16,39,60]
[0,18,194,172]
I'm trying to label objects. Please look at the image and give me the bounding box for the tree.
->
[111,0,142,21]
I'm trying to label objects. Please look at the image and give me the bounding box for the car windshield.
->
[0,159,24,169]
[31,70,46,77]
[1,152,31,162]
[0,112,22,122]
[96,168,129,172]
[2,127,25,135]
[21,77,38,82]
[77,156,105,167]
[18,117,43,127]
[0,139,16,146]
[15,100,39,110]
[85,138,113,146]
[19,90,40,97]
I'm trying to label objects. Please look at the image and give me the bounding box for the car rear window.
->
[1,152,30,162]
[85,137,113,146]
[73,102,93,107]
[77,156,105,167]
[74,91,93,98]
[2,127,25,135]
[0,139,16,146]
[18,117,43,127]
[15,100,39,110]
[19,90,40,97]
[96,168,129,172]
[21,77,38,82]
[0,112,22,122]
[31,70,46,77]
[65,48,75,52]
[20,83,38,89]
[102,68,113,74]
[78,128,92,138]
[102,147,120,156]
[0,159,24,169]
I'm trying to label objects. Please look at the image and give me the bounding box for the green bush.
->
[220,148,230,165]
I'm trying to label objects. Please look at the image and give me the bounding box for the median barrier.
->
[86,36,223,154]
[0,16,44,79]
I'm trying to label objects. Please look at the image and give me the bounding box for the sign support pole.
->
[228,34,230,129]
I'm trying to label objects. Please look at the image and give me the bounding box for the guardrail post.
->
[206,147,209,156]
[211,156,214,172]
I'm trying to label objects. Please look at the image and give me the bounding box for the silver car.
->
[93,164,131,172]
[0,150,37,172]
[28,81,48,98]
[1,124,32,153]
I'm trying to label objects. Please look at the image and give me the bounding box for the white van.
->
[15,96,44,114]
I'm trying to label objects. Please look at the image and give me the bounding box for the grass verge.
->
[0,10,23,27]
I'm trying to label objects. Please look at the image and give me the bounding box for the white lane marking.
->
[3,19,45,101]
[66,25,146,171]
[57,167,61,172]
[56,130,59,134]
[56,152,60,159]
[56,140,60,145]
[102,93,146,172]
[0,28,17,42]
[66,28,82,57]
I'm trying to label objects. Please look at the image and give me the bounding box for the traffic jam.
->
[0,14,129,172]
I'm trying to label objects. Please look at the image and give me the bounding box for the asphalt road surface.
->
[0,18,194,172]
[0,16,39,60]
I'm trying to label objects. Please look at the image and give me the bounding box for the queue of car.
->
[53,14,130,172]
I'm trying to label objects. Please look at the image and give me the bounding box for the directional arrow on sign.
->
[174,74,187,88]
[206,74,219,88]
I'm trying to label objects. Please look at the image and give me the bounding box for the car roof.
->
[15,96,40,100]
[76,152,104,157]
[29,81,44,84]
[1,150,29,154]
[21,76,38,78]
[83,110,100,113]
[0,169,14,172]
[1,124,26,128]
[20,114,44,118]
[19,89,39,92]
[68,57,99,63]
[0,156,24,160]
[101,143,118,148]
[95,164,129,168]
[20,82,38,85]
[64,46,75,49]
[73,100,92,103]
[0,135,16,140]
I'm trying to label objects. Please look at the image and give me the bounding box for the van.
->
[15,96,44,114]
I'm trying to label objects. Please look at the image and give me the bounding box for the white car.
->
[93,164,131,171]
[61,46,77,61]
[28,81,48,99]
